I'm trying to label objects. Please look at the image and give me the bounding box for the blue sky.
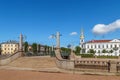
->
[0,0,120,47]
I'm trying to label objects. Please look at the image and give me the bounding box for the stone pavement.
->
[0,56,60,72]
[0,69,120,80]
[0,56,120,76]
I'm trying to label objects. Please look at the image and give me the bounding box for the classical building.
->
[80,30,120,56]
[85,39,120,56]
[1,40,19,55]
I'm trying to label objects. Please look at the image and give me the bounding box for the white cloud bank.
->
[92,19,120,35]
[70,32,77,36]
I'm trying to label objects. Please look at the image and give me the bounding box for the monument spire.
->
[80,28,85,54]
[80,29,84,40]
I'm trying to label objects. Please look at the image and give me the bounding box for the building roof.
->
[1,40,18,44]
[87,40,111,43]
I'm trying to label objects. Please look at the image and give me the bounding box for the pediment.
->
[110,39,120,42]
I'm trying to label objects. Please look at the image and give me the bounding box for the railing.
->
[0,51,23,65]
[116,62,120,72]
[0,51,22,60]
[75,60,108,71]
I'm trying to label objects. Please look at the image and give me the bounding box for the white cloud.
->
[92,19,120,35]
[70,32,77,36]
[48,35,54,39]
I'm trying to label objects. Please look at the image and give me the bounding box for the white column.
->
[56,32,60,49]
[19,33,23,51]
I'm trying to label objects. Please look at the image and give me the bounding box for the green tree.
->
[32,43,37,53]
[88,49,95,54]
[75,46,81,54]
[109,50,113,53]
[24,41,28,52]
[98,50,100,53]
[61,47,71,53]
[102,49,107,53]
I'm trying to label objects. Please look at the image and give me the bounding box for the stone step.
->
[7,56,57,69]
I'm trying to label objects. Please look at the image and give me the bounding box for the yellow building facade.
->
[1,41,19,55]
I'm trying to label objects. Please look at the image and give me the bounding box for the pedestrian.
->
[107,60,111,72]
[116,62,119,73]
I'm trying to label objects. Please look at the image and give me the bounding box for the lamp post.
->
[50,32,62,56]
[51,32,62,51]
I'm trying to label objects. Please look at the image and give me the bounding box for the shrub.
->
[97,56,118,59]
[79,53,94,58]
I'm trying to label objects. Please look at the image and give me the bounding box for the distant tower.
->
[80,29,85,54]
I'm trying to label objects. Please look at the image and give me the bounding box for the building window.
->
[106,45,108,48]
[87,45,89,48]
[98,45,100,48]
[95,45,96,48]
[81,45,83,48]
[91,45,93,48]
[103,45,104,48]
[81,40,84,42]
[111,45,112,48]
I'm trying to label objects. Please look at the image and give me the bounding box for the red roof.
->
[87,40,111,43]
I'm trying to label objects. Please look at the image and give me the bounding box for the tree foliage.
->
[88,49,95,54]
[61,47,71,53]
[109,50,113,53]
[24,41,28,52]
[32,43,37,53]
[75,46,81,53]
[102,49,107,53]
